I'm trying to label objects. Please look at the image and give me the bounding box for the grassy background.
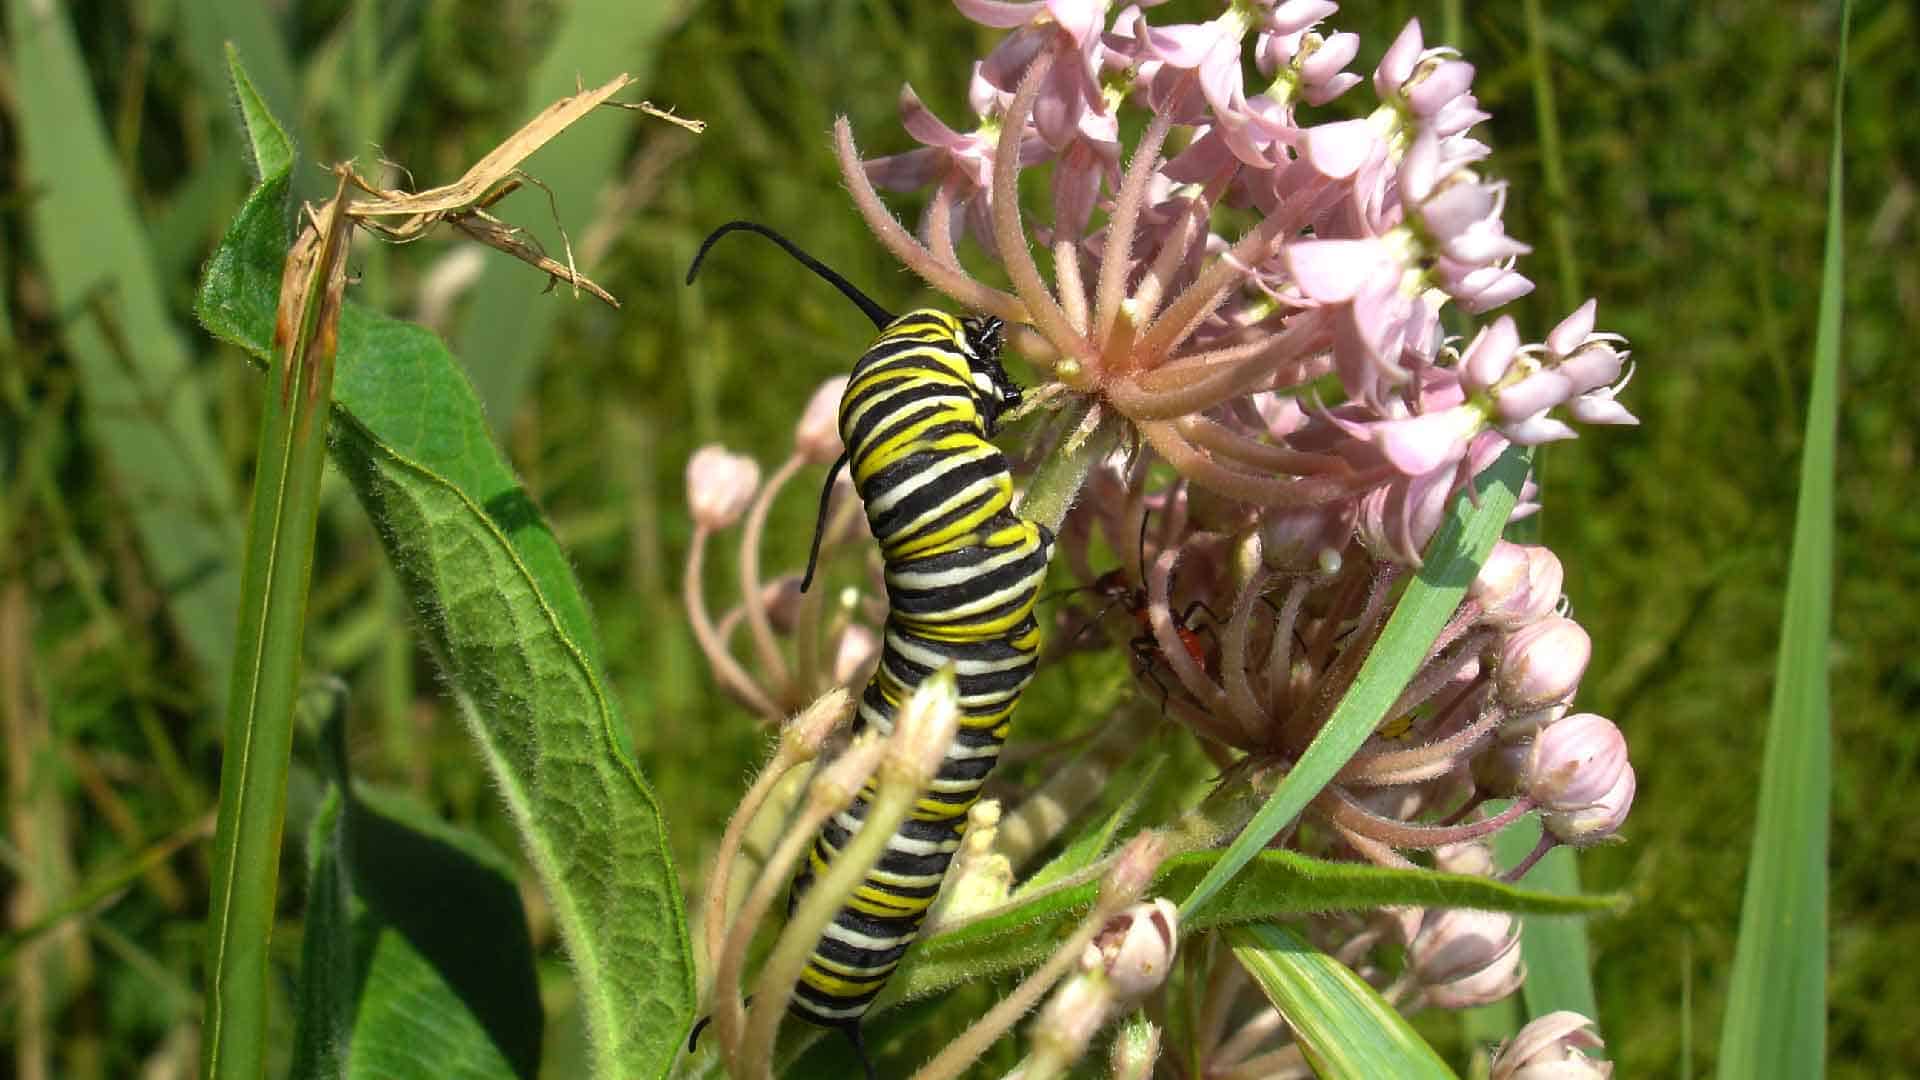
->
[2,0,1913,1075]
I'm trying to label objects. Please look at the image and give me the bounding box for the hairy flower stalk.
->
[687,3,1643,1073]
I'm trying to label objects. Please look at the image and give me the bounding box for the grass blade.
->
[1178,446,1532,921]
[1715,4,1846,1076]
[1227,922,1457,1079]
[202,173,352,1079]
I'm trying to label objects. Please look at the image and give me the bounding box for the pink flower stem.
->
[987,52,1086,364]
[1329,815,1420,868]
[1338,687,1499,787]
[834,117,1027,322]
[1139,419,1382,507]
[1264,578,1311,725]
[925,179,961,268]
[1092,110,1177,351]
[1136,209,1296,363]
[1128,183,1219,338]
[740,453,803,697]
[1320,785,1534,850]
[1173,413,1356,477]
[1222,567,1273,738]
[1502,833,1559,883]
[1053,236,1089,336]
[685,528,782,722]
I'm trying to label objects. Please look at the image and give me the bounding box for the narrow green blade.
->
[1180,446,1532,920]
[203,170,351,1080]
[1715,4,1845,1077]
[1228,923,1457,1079]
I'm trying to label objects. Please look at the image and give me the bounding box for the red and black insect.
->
[1059,512,1224,708]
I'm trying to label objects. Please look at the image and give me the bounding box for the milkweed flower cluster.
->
[683,2,1632,1074]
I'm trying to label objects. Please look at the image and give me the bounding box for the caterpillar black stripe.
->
[687,222,1055,1061]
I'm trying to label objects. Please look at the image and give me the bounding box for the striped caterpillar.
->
[688,222,1054,1068]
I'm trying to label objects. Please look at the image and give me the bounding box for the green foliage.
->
[195,65,692,1078]
[889,848,1616,1007]
[1717,4,1847,1076]
[1229,922,1459,1079]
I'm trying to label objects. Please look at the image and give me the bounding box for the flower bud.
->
[1082,898,1179,1000]
[1409,908,1525,1009]
[685,445,760,529]
[831,624,880,686]
[1472,541,1563,629]
[782,687,853,760]
[884,665,962,785]
[929,800,1013,923]
[1526,713,1628,811]
[794,376,849,465]
[1543,763,1634,847]
[1492,1010,1611,1080]
[1495,616,1590,711]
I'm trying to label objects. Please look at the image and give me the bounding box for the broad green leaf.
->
[887,847,1616,1007]
[1716,4,1845,1077]
[1228,922,1457,1079]
[453,0,687,427]
[196,63,692,1079]
[204,164,350,1080]
[11,0,242,694]
[294,780,542,1080]
[1179,446,1532,920]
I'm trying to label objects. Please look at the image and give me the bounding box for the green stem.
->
[201,184,349,1080]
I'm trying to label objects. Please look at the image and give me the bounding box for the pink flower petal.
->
[1372,406,1480,476]
[1285,238,1392,303]
[1547,299,1598,356]
[1302,119,1378,180]
[955,0,1048,29]
[1374,18,1424,97]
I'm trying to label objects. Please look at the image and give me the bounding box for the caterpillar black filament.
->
[687,222,1055,1058]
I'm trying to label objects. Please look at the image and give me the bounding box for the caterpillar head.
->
[960,315,1020,435]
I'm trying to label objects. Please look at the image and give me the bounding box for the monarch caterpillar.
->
[686,222,1055,1064]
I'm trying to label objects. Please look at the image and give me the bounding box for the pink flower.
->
[863,79,1047,252]
[685,445,760,530]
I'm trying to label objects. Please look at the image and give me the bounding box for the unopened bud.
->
[1082,898,1179,1000]
[1543,763,1635,847]
[783,687,853,760]
[831,624,880,686]
[686,445,760,529]
[1473,541,1563,629]
[1410,907,1525,1009]
[1101,831,1169,905]
[1526,713,1629,811]
[884,666,962,785]
[1495,616,1590,711]
[794,376,849,465]
[1492,1010,1612,1080]
[1472,739,1532,798]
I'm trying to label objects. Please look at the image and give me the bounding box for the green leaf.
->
[1179,446,1533,920]
[226,43,293,183]
[452,0,686,427]
[1228,922,1457,1079]
[11,0,242,694]
[886,847,1615,1007]
[294,782,543,1080]
[197,65,693,1080]
[1716,4,1845,1077]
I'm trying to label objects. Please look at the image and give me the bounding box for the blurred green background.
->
[2,0,1912,1076]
